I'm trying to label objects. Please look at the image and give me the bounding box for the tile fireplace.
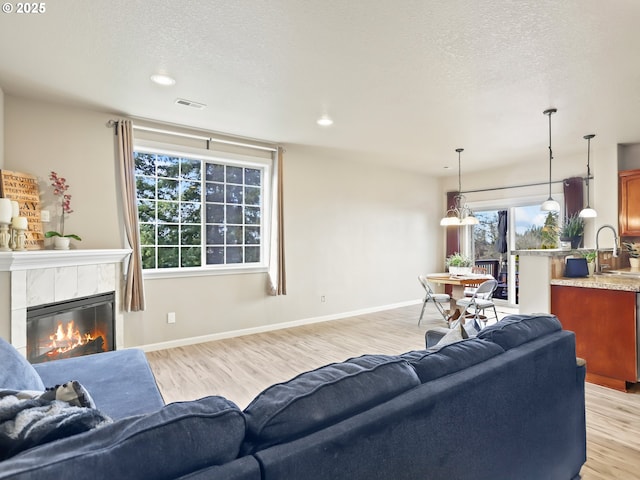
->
[0,249,130,358]
[26,291,115,363]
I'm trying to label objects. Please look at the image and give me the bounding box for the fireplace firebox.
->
[26,292,115,364]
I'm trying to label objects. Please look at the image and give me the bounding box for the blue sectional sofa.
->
[0,314,586,480]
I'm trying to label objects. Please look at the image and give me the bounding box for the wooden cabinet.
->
[619,169,640,236]
[551,285,637,391]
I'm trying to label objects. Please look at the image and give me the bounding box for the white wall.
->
[0,86,4,168]
[3,95,440,348]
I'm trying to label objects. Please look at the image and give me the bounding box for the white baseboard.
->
[138,298,421,353]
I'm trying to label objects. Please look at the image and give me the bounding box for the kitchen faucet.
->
[595,224,619,273]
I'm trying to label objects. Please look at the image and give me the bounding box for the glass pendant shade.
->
[440,148,478,226]
[541,108,560,212]
[541,198,560,212]
[579,134,597,218]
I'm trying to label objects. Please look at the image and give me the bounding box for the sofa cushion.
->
[401,338,504,383]
[0,337,44,391]
[242,354,420,454]
[477,314,562,350]
[0,396,245,480]
[33,348,164,420]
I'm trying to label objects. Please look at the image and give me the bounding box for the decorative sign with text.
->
[0,170,44,250]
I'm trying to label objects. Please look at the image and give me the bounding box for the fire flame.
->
[47,321,99,357]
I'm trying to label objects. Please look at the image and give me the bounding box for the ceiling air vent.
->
[175,98,207,109]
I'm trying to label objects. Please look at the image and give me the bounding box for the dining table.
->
[426,272,494,314]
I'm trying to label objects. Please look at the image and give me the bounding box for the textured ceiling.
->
[1,0,640,175]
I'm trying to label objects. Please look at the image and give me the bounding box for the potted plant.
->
[581,250,597,276]
[622,242,640,270]
[560,214,584,249]
[446,252,473,276]
[44,171,82,249]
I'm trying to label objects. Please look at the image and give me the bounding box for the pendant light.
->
[579,134,597,218]
[440,148,479,226]
[540,108,560,212]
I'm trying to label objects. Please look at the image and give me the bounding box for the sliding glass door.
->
[471,203,550,306]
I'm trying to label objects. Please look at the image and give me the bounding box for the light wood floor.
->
[146,304,640,480]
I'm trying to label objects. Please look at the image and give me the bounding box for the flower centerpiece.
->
[446,252,473,276]
[44,171,81,249]
[560,214,585,249]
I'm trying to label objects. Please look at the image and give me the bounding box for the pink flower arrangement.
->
[45,171,81,241]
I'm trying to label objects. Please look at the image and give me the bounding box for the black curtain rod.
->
[460,175,593,195]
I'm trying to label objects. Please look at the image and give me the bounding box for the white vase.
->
[449,266,472,276]
[53,236,70,250]
[630,257,640,270]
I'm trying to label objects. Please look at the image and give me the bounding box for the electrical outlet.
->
[167,312,176,324]
[320,295,326,303]
[41,210,50,222]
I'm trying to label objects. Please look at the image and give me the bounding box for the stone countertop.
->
[550,275,640,292]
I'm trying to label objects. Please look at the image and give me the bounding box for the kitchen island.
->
[550,274,640,391]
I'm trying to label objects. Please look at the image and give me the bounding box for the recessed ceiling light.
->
[150,74,176,86]
[317,114,333,127]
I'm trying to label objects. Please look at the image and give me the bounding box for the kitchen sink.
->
[598,269,640,279]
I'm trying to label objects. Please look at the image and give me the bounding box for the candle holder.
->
[13,227,26,251]
[0,222,11,251]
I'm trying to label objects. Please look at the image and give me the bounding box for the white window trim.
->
[133,140,273,278]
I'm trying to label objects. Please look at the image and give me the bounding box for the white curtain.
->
[267,147,286,295]
[115,119,146,311]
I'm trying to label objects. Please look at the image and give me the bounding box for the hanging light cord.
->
[547,111,553,197]
[457,148,463,194]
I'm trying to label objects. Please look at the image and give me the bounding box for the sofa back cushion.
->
[242,354,420,454]
[0,337,44,391]
[477,314,562,350]
[401,338,505,383]
[0,396,246,480]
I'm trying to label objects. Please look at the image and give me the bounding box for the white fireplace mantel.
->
[3,249,131,356]
[0,249,131,271]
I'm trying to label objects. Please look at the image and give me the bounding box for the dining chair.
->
[418,275,451,325]
[456,279,498,328]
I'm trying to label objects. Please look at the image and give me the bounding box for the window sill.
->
[143,265,268,280]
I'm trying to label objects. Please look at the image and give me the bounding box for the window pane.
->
[245,187,260,206]
[139,223,155,245]
[206,204,224,223]
[206,163,224,182]
[226,226,243,244]
[245,226,260,244]
[181,225,201,245]
[515,205,548,249]
[158,225,179,245]
[227,246,243,263]
[181,202,201,223]
[136,177,155,200]
[226,205,243,224]
[180,180,201,202]
[245,168,261,186]
[226,166,243,184]
[138,200,156,223]
[141,246,156,269]
[206,225,224,244]
[226,185,243,204]
[245,206,260,225]
[181,158,201,180]
[158,247,179,268]
[158,178,179,200]
[245,247,260,263]
[157,156,179,178]
[206,246,224,264]
[135,153,156,176]
[157,201,179,223]
[206,182,224,202]
[181,247,201,267]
